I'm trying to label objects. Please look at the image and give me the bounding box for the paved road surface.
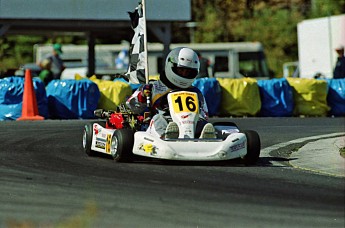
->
[0,118,344,227]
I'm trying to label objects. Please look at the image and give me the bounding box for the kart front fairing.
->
[132,130,247,161]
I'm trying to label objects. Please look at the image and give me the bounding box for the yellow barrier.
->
[217,78,261,116]
[287,78,330,116]
[73,73,333,117]
[89,76,132,110]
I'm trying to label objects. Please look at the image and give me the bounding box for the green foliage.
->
[340,147,345,158]
[1,0,345,77]
[309,0,345,18]
[0,35,45,70]
[0,38,12,70]
[0,35,86,73]
[194,3,224,42]
[190,0,345,77]
[231,8,303,77]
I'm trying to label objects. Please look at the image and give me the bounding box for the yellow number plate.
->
[171,92,198,113]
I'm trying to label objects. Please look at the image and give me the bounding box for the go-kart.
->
[82,90,261,165]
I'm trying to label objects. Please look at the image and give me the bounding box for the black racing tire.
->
[83,123,95,156]
[111,129,135,162]
[242,130,261,165]
[94,121,106,128]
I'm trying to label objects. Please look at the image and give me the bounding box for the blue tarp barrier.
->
[257,78,294,117]
[192,78,222,116]
[0,76,49,120]
[46,79,100,119]
[326,79,345,116]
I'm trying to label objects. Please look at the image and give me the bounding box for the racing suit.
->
[126,79,210,138]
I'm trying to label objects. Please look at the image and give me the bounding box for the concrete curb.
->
[290,136,345,177]
[261,133,345,177]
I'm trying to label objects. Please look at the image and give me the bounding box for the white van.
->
[168,42,270,79]
[34,42,271,79]
[283,14,345,79]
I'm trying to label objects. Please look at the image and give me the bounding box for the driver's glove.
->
[141,84,152,98]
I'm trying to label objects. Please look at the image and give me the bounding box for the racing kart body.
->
[82,90,260,164]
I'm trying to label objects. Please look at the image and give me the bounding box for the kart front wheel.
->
[83,123,95,156]
[242,130,261,165]
[111,129,134,162]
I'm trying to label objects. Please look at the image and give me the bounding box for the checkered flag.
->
[125,2,147,84]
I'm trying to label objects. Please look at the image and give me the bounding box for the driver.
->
[126,47,216,139]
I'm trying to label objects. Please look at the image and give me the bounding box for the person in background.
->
[115,49,129,70]
[333,45,345,79]
[126,47,216,139]
[196,51,210,78]
[38,58,53,86]
[39,43,65,80]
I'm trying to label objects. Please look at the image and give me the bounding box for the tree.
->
[0,35,82,74]
[0,36,45,72]
[309,0,345,18]
[190,0,345,77]
[231,7,304,76]
[1,0,345,76]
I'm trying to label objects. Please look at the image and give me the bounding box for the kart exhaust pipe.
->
[94,109,104,118]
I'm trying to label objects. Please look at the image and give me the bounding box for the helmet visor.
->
[171,64,198,79]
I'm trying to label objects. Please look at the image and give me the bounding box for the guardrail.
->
[0,76,344,120]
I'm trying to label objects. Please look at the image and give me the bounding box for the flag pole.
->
[141,0,149,84]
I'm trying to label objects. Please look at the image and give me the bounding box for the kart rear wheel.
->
[242,130,261,165]
[83,123,95,156]
[111,129,134,162]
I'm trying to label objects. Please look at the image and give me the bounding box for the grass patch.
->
[6,201,98,228]
[291,147,301,152]
[340,147,345,158]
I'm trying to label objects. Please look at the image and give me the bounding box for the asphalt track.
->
[0,118,344,227]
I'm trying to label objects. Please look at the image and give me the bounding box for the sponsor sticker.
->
[230,141,245,152]
[96,137,106,142]
[181,120,194,124]
[105,134,111,153]
[95,141,106,149]
[144,137,154,142]
[93,125,99,135]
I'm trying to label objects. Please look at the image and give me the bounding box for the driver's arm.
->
[126,85,151,114]
[198,92,209,121]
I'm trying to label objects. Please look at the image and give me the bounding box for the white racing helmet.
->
[164,47,200,88]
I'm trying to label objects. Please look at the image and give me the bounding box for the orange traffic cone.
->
[17,69,44,121]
